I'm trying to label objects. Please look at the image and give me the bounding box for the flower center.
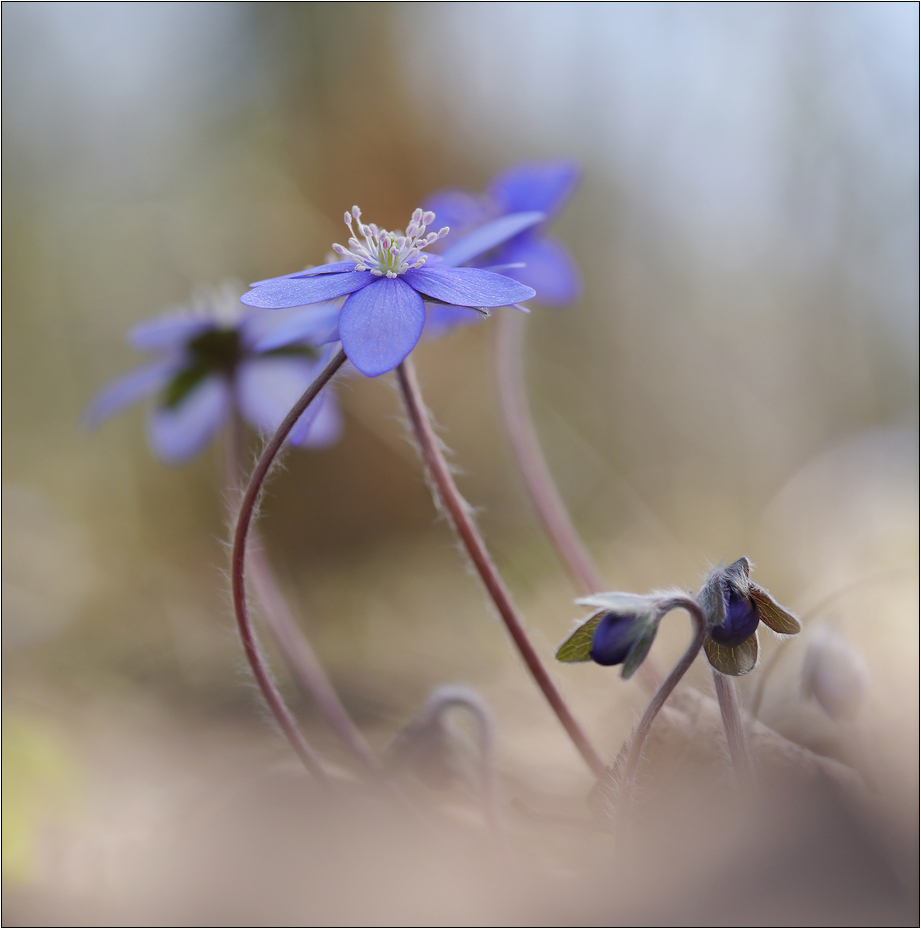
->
[333,206,449,278]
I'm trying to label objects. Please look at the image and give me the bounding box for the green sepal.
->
[750,584,800,636]
[620,619,660,680]
[555,613,604,663]
[265,343,321,360]
[705,632,759,676]
[162,364,211,409]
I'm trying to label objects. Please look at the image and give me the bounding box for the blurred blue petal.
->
[488,161,580,218]
[424,160,582,314]
[439,211,545,268]
[147,375,231,464]
[498,235,582,305]
[423,303,487,339]
[289,391,343,448]
[84,358,181,427]
[423,190,491,232]
[236,355,319,437]
[128,315,213,351]
[251,302,342,353]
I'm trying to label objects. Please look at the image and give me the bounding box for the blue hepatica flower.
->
[86,284,342,464]
[425,160,582,307]
[241,206,537,378]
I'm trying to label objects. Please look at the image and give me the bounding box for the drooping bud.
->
[557,591,668,680]
[698,558,800,676]
[589,611,643,666]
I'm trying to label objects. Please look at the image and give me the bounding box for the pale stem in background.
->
[397,356,607,779]
[494,312,662,692]
[713,670,755,788]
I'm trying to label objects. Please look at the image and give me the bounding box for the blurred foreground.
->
[4,650,917,925]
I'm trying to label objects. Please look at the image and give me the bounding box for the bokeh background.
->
[3,3,917,924]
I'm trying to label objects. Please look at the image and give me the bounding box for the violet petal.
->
[147,374,231,463]
[338,278,425,378]
[402,267,535,308]
[497,235,581,305]
[488,161,580,217]
[439,211,545,268]
[242,271,375,309]
[84,358,182,428]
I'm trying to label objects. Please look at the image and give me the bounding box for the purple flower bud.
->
[708,588,760,648]
[589,611,641,666]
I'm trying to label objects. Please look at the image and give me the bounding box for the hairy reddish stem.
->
[397,356,606,779]
[224,414,379,772]
[230,348,347,783]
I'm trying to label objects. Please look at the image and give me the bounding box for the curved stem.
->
[391,687,503,841]
[494,312,662,692]
[619,596,707,805]
[224,416,380,772]
[397,356,606,779]
[713,670,755,789]
[494,311,605,595]
[230,347,347,783]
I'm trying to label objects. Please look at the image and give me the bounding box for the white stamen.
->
[334,207,449,277]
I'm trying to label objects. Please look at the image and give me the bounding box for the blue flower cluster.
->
[88,162,581,462]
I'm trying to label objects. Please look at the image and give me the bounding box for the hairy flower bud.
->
[589,612,644,666]
[698,557,801,676]
[557,591,670,679]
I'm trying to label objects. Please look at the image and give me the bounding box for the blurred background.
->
[3,3,917,924]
